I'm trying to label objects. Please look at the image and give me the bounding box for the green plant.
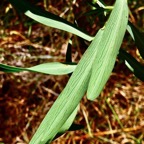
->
[1,0,144,143]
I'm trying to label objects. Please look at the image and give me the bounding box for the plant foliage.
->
[1,0,143,143]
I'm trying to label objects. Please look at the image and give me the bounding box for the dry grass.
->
[0,0,144,143]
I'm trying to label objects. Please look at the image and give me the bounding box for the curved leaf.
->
[29,28,104,144]
[8,0,94,41]
[118,49,144,81]
[29,0,129,143]
[87,0,129,100]
[0,62,76,75]
[127,21,144,59]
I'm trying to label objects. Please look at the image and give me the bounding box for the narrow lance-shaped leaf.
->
[30,0,129,142]
[29,29,104,144]
[87,0,129,100]
[127,21,144,59]
[8,0,94,41]
[0,62,76,75]
[118,49,144,81]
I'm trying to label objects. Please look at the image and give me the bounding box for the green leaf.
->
[29,0,129,143]
[127,21,144,59]
[8,0,94,41]
[87,0,129,100]
[118,49,144,81]
[29,27,104,144]
[0,62,77,75]
[0,64,24,73]
[56,105,79,134]
[53,105,79,141]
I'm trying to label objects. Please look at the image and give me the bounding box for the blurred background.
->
[0,0,144,143]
